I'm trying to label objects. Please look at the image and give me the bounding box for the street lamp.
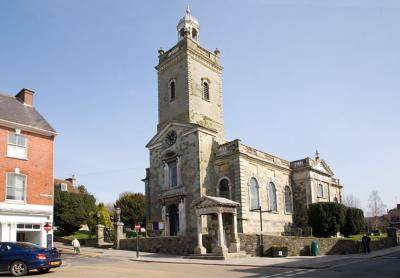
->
[250,206,271,257]
[97,210,101,225]
[116,207,121,223]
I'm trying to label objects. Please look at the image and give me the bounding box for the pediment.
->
[146,121,196,148]
[312,160,334,176]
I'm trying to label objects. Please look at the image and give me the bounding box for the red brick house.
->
[0,88,56,247]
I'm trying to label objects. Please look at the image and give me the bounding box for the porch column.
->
[229,212,240,253]
[194,214,207,254]
[215,211,228,256]
[178,198,186,235]
[161,205,167,236]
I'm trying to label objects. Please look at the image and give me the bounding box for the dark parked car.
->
[0,242,62,276]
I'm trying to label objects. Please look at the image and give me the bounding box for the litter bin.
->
[311,240,319,256]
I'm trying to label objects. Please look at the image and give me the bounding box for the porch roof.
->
[192,195,240,209]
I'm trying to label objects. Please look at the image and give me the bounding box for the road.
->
[0,249,398,277]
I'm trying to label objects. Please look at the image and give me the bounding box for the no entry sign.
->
[134,224,141,230]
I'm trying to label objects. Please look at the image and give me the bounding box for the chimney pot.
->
[16,88,34,106]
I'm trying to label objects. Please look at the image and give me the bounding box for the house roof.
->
[0,93,56,134]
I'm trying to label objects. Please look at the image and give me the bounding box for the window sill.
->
[6,155,28,161]
[5,200,26,205]
[284,212,294,215]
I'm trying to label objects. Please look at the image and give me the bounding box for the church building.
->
[144,7,343,247]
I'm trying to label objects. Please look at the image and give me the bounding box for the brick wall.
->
[0,126,54,205]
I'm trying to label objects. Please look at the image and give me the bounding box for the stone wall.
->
[239,234,394,256]
[119,235,199,255]
[119,234,393,257]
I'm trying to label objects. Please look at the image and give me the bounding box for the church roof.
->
[0,92,56,134]
[193,195,240,209]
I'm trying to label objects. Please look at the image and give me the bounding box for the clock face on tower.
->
[164,130,177,146]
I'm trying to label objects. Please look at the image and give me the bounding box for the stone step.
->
[183,253,225,260]
[183,251,249,260]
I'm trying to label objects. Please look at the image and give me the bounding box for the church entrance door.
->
[168,204,179,236]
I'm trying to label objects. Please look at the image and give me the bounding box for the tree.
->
[114,192,145,228]
[54,189,97,234]
[292,183,308,230]
[341,207,365,237]
[368,190,387,230]
[87,203,112,233]
[342,193,362,209]
[308,202,346,237]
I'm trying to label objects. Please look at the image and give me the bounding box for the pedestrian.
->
[71,238,80,254]
[361,234,371,254]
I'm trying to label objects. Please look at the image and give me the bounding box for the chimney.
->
[66,175,77,187]
[16,88,34,106]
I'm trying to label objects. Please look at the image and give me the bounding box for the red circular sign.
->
[134,224,141,230]
[44,223,52,232]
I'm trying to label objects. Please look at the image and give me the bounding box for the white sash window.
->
[6,173,26,201]
[7,133,27,159]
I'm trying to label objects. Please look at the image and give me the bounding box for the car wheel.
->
[10,261,28,277]
[37,267,51,273]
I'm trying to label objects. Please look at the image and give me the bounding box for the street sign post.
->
[134,224,141,258]
[44,223,53,249]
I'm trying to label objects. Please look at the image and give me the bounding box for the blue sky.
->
[0,0,399,212]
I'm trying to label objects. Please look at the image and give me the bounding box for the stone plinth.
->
[96,224,105,247]
[114,222,125,249]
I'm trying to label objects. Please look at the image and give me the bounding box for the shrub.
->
[308,202,346,237]
[341,207,365,237]
[87,203,112,233]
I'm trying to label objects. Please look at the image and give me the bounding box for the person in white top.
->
[71,238,80,254]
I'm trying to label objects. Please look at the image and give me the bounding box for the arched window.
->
[268,182,277,212]
[218,178,230,199]
[318,184,324,198]
[249,178,259,210]
[284,186,293,213]
[192,28,198,40]
[169,80,176,101]
[202,80,209,101]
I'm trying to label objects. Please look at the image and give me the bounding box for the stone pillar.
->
[178,198,186,235]
[194,214,206,254]
[163,161,169,188]
[215,211,228,256]
[229,212,240,253]
[161,205,167,236]
[96,224,105,247]
[114,222,124,249]
[176,156,182,187]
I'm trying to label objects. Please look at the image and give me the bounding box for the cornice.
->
[0,119,58,137]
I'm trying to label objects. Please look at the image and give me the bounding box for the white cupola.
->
[177,5,200,43]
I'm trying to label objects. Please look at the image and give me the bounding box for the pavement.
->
[54,241,400,269]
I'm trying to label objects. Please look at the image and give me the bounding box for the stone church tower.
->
[144,8,343,238]
[145,7,226,236]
